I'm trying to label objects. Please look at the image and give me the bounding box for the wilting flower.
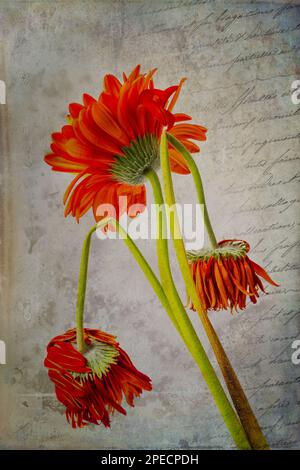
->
[44,328,152,428]
[44,65,207,222]
[187,239,279,312]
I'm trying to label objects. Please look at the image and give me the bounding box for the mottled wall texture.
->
[0,0,299,450]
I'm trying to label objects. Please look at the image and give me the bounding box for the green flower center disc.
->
[187,240,248,262]
[71,341,119,382]
[111,134,160,185]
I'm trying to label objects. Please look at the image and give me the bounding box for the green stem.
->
[109,219,181,334]
[75,216,249,448]
[146,169,250,450]
[167,133,217,248]
[146,169,184,319]
[76,225,97,353]
[163,132,269,450]
[75,222,180,353]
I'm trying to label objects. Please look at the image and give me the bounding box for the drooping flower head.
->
[187,239,279,313]
[44,65,207,222]
[44,328,152,428]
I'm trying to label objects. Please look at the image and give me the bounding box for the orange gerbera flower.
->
[44,328,152,428]
[44,65,206,222]
[187,239,279,312]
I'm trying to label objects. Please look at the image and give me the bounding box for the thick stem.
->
[146,169,250,450]
[163,132,269,450]
[167,133,217,248]
[76,225,97,353]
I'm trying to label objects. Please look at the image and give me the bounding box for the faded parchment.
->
[0,0,299,449]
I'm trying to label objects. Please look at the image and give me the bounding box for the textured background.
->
[0,0,299,449]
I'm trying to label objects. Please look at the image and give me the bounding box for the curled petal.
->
[188,239,279,313]
[44,328,152,428]
[44,65,207,223]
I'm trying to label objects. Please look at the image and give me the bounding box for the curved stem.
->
[146,169,184,318]
[146,169,250,450]
[163,131,269,450]
[76,225,97,353]
[167,132,217,248]
[75,222,180,354]
[109,219,181,335]
[75,215,250,448]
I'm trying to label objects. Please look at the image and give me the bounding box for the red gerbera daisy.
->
[44,328,152,428]
[187,239,279,312]
[44,65,207,222]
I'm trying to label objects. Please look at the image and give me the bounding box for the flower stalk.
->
[76,225,97,353]
[75,216,250,449]
[163,131,269,450]
[166,133,217,248]
[146,170,251,450]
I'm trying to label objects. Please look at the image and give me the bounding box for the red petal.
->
[249,259,279,287]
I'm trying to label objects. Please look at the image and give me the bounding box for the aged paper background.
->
[0,0,299,449]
